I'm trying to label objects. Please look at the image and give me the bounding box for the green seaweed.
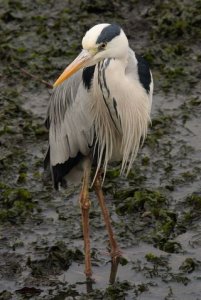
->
[115,189,166,215]
[179,258,199,274]
[0,185,34,223]
[28,241,84,277]
[0,0,200,298]
[187,193,201,210]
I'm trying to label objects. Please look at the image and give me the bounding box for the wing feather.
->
[45,70,94,187]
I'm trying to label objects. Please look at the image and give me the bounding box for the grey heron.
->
[45,23,153,280]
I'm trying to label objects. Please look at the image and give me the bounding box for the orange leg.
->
[79,159,92,278]
[93,170,121,266]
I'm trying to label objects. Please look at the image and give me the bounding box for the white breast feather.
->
[91,58,151,180]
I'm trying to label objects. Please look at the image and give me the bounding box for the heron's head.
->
[53,23,128,87]
[82,23,128,62]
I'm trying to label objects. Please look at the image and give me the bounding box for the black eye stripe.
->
[96,24,121,44]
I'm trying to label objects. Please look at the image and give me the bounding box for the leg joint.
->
[80,198,91,210]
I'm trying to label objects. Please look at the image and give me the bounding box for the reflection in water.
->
[109,257,120,284]
[85,258,120,293]
[86,277,94,293]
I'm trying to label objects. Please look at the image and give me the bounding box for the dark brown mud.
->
[0,0,201,299]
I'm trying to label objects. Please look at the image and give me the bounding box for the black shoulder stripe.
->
[135,54,151,94]
[82,65,95,90]
[52,152,84,190]
[96,24,121,44]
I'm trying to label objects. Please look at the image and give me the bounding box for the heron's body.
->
[45,23,153,279]
[46,48,152,189]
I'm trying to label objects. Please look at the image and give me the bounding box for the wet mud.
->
[0,0,201,299]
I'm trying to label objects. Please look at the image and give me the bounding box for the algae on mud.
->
[0,0,201,299]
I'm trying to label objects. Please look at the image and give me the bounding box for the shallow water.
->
[0,0,201,299]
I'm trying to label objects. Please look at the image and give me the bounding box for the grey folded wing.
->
[44,70,94,189]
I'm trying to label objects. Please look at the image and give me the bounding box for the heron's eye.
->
[98,43,107,51]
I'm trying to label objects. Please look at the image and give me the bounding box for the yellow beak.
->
[53,50,93,87]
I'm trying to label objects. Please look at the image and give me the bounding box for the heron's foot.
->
[85,272,94,282]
